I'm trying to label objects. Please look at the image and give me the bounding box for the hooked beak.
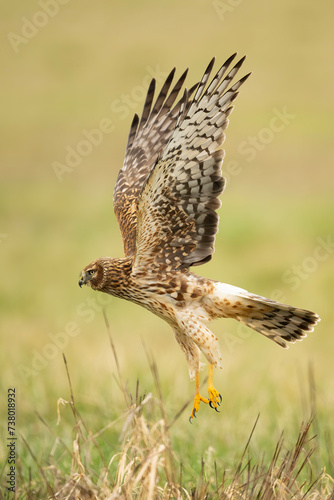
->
[78,273,87,288]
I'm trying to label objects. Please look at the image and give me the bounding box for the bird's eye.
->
[88,269,95,275]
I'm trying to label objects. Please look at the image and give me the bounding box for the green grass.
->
[2,334,333,498]
[1,0,334,497]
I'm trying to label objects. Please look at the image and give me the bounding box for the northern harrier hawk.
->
[79,54,320,421]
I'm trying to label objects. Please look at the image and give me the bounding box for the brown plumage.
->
[79,54,320,420]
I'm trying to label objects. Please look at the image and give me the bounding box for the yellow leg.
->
[207,364,222,411]
[189,366,222,422]
[189,371,209,422]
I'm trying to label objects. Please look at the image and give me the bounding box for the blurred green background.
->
[1,0,334,487]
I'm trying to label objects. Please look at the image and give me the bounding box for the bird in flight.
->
[78,54,320,421]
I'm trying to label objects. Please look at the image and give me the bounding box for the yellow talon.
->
[189,365,222,422]
[189,371,209,422]
[208,364,222,411]
[190,393,209,419]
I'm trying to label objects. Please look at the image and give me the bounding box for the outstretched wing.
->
[113,68,198,257]
[133,54,250,272]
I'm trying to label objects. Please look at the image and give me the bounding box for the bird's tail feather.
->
[210,283,320,348]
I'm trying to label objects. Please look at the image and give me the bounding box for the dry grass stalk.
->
[11,315,333,499]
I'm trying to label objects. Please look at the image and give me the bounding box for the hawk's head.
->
[78,256,132,296]
[78,259,106,290]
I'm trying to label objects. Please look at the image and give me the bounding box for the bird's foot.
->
[208,385,222,412]
[189,393,209,423]
[189,365,222,422]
